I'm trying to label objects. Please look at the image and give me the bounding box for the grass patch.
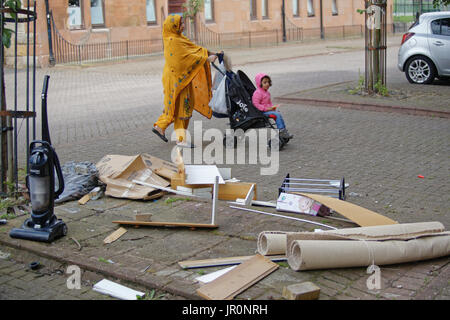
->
[277,261,290,268]
[394,16,415,23]
[164,197,192,205]
[98,257,113,264]
[137,289,166,300]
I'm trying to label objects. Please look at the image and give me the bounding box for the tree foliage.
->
[182,0,204,20]
[2,0,22,48]
[433,0,450,7]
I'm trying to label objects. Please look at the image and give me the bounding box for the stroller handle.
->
[211,61,226,76]
[211,51,226,76]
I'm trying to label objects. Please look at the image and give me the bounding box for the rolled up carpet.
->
[257,232,287,256]
[287,233,450,271]
[257,222,446,256]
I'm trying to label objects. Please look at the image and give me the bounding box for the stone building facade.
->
[10,1,394,67]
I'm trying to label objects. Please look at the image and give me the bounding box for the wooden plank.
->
[178,254,286,269]
[103,227,127,244]
[196,254,279,300]
[78,194,91,205]
[112,220,218,229]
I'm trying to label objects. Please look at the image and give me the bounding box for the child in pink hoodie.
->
[252,73,293,139]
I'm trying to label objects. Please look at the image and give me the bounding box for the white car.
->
[398,12,450,84]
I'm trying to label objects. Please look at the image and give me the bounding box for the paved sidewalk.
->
[1,34,449,301]
[275,77,450,117]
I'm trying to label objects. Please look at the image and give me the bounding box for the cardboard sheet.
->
[141,153,178,180]
[96,154,170,200]
[296,193,398,226]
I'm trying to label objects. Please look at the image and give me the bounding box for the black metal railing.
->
[1,2,37,195]
[394,1,438,17]
[51,13,164,65]
[49,13,402,66]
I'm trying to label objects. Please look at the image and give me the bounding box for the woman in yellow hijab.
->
[152,14,218,148]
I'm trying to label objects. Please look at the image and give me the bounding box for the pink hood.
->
[254,73,268,88]
[252,73,272,112]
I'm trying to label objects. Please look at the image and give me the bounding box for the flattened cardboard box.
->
[96,154,171,200]
[296,193,398,227]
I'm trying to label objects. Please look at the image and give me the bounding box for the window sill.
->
[68,27,85,31]
[92,27,109,32]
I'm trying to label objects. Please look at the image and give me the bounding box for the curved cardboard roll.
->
[257,232,287,256]
[258,221,447,256]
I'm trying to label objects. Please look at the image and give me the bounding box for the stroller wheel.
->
[223,134,237,149]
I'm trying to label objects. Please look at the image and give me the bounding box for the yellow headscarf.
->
[162,14,210,119]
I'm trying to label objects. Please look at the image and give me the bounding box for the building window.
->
[292,0,299,17]
[307,0,314,17]
[332,0,338,16]
[90,0,105,27]
[250,0,257,20]
[68,0,83,29]
[261,0,268,19]
[146,0,157,25]
[204,0,214,22]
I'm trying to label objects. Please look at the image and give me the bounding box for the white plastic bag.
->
[212,62,226,90]
[209,75,227,115]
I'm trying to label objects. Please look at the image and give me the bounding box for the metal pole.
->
[7,116,13,192]
[33,0,37,140]
[26,0,30,168]
[44,0,55,66]
[282,0,286,42]
[320,0,324,39]
[14,10,18,193]
[211,176,219,225]
[0,9,6,193]
[229,206,337,230]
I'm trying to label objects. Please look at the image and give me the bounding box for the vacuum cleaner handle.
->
[41,75,51,145]
[53,148,65,198]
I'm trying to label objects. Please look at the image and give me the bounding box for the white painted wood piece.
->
[93,279,145,300]
[185,165,225,185]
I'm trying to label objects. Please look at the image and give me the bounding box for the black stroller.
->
[211,56,290,150]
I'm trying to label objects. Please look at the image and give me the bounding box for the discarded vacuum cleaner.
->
[10,75,67,243]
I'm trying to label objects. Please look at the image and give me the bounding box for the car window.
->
[441,18,450,36]
[431,19,441,34]
[431,18,450,36]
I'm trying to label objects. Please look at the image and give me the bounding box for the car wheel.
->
[405,56,436,84]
